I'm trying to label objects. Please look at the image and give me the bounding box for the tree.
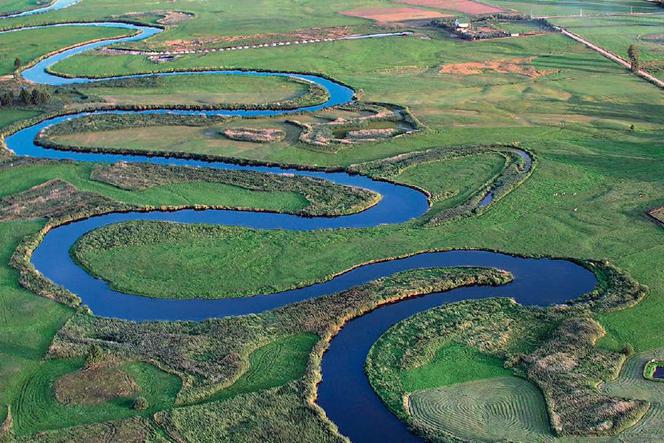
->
[627,44,640,72]
[0,91,13,107]
[85,344,104,367]
[132,396,149,410]
[13,57,21,71]
[19,88,31,105]
[30,88,50,105]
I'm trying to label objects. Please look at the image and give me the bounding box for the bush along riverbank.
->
[366,260,649,441]
[45,267,510,441]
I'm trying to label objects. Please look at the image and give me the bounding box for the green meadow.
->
[0,0,663,439]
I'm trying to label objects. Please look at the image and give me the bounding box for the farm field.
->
[408,377,552,441]
[0,0,663,441]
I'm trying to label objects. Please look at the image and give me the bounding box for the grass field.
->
[599,348,664,441]
[203,333,318,403]
[0,25,131,76]
[13,357,180,435]
[37,27,664,353]
[552,15,664,79]
[408,377,553,441]
[75,74,318,107]
[489,0,661,16]
[0,0,52,16]
[0,0,663,438]
[402,343,513,392]
[0,162,310,213]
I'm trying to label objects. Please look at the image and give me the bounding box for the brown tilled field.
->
[340,7,447,22]
[397,0,505,15]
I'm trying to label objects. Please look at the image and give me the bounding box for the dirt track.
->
[558,27,664,89]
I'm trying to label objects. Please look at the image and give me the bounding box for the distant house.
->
[454,19,470,29]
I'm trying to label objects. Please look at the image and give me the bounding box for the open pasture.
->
[75,74,318,108]
[408,377,553,442]
[0,0,663,440]
[340,7,447,22]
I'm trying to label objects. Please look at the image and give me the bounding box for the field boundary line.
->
[556,26,664,89]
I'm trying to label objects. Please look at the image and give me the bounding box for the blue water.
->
[1,0,79,18]
[1,15,598,442]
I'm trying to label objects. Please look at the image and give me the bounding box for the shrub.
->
[132,396,149,411]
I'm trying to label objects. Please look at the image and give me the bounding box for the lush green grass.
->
[0,0,49,16]
[76,74,314,107]
[2,0,380,41]
[1,0,664,437]
[0,25,131,76]
[489,0,660,16]
[203,333,318,403]
[552,15,664,79]
[0,108,41,128]
[388,152,506,215]
[13,357,181,435]
[402,343,512,392]
[40,29,664,353]
[0,163,311,213]
[408,377,553,442]
[600,348,664,441]
[0,222,73,424]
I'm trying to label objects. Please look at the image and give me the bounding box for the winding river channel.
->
[2,5,598,442]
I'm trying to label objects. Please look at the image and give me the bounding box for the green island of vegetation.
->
[0,0,663,441]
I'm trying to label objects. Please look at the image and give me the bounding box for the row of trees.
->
[0,87,51,107]
[628,44,640,73]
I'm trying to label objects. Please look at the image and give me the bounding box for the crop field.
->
[0,0,663,441]
[408,377,553,442]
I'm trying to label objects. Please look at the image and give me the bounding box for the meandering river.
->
[2,10,597,442]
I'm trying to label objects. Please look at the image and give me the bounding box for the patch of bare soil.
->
[648,206,664,225]
[222,127,286,143]
[0,179,119,221]
[55,363,139,406]
[397,0,504,15]
[157,11,193,26]
[439,57,555,78]
[340,7,447,22]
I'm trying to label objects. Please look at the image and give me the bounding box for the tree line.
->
[0,87,51,107]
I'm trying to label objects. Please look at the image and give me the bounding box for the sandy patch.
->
[340,7,446,22]
[440,57,553,78]
[397,0,504,15]
[157,11,193,26]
